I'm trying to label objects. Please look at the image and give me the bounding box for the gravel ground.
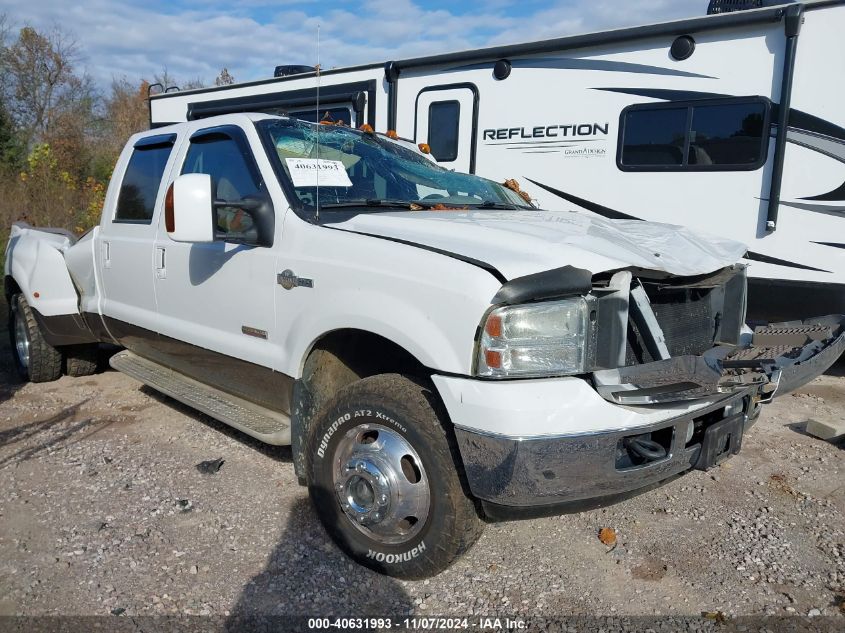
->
[0,331,843,627]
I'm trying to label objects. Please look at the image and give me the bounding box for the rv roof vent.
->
[707,0,793,14]
[274,65,317,78]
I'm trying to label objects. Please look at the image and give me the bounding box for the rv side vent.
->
[274,65,317,78]
[707,0,793,14]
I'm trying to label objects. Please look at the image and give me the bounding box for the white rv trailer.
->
[149,0,845,322]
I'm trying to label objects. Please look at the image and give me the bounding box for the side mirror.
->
[165,173,215,243]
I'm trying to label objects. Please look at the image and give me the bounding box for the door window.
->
[181,135,264,237]
[115,143,174,223]
[427,101,461,162]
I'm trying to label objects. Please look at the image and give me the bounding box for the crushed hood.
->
[329,209,748,280]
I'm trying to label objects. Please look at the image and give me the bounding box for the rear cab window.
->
[114,135,176,224]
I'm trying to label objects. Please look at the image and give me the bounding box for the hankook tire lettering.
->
[366,540,427,563]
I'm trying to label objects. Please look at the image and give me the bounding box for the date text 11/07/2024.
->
[307,617,527,630]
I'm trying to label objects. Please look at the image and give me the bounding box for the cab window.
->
[181,134,264,238]
[115,141,174,223]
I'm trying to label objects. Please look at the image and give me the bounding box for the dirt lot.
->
[0,329,843,626]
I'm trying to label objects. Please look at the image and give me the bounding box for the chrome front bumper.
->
[454,390,756,509]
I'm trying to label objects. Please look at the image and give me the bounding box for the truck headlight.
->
[475,297,594,378]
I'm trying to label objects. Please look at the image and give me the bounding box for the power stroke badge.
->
[277,269,314,290]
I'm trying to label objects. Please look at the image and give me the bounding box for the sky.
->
[1,0,709,89]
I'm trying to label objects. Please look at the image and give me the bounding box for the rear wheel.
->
[305,373,482,578]
[64,344,99,377]
[9,294,62,383]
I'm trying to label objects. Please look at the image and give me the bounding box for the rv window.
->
[689,103,766,166]
[114,143,174,224]
[428,101,460,162]
[621,108,688,166]
[619,98,769,171]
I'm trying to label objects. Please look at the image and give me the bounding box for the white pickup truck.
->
[6,114,844,578]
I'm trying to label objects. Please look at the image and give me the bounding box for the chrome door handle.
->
[155,246,166,279]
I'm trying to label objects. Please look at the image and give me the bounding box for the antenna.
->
[315,24,321,224]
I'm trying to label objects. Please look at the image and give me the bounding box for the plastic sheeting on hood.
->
[329,209,748,280]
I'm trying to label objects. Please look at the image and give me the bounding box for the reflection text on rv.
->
[482,123,609,141]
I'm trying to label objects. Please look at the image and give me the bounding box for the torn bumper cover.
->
[593,315,845,405]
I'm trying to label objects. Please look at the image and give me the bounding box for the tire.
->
[305,373,482,579]
[9,294,62,383]
[64,344,99,377]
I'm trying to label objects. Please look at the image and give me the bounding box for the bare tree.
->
[152,67,178,92]
[151,67,205,92]
[182,77,206,90]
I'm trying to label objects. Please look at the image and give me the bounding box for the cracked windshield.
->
[258,118,532,212]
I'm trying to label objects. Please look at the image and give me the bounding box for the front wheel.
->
[305,374,482,578]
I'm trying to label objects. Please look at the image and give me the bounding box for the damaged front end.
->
[445,264,843,513]
[590,266,845,405]
[447,263,844,514]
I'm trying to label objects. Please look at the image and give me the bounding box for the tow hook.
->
[623,436,667,463]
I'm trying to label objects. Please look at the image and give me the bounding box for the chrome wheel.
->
[13,304,30,370]
[332,423,430,545]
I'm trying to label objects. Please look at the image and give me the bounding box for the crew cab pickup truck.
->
[6,114,845,578]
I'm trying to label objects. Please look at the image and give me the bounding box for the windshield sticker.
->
[285,158,352,187]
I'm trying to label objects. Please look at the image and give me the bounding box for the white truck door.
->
[414,86,478,173]
[97,134,178,335]
[151,124,283,401]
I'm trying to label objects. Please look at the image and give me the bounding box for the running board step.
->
[109,350,290,445]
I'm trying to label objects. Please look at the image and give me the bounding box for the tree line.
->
[0,18,235,242]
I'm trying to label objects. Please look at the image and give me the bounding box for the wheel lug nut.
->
[356,463,365,472]
[380,495,388,505]
[357,516,365,524]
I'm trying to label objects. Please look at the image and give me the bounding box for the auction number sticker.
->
[285,158,352,187]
